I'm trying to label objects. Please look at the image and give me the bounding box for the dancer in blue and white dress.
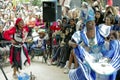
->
[68,11,120,80]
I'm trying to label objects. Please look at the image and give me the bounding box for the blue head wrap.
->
[80,4,95,24]
[85,12,95,23]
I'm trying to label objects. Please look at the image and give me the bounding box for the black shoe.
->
[60,63,65,68]
[56,62,60,67]
[31,55,34,60]
[43,56,47,63]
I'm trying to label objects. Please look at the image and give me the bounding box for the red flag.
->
[107,0,113,6]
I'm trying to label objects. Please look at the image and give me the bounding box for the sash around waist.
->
[12,44,23,48]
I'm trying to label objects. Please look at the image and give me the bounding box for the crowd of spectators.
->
[49,0,120,75]
[0,0,120,79]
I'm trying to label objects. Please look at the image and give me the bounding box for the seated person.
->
[30,30,46,61]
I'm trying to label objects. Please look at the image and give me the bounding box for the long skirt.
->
[9,45,30,70]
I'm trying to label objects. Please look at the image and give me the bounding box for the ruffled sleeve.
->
[102,40,117,59]
[3,27,16,41]
[71,31,81,44]
[23,25,29,32]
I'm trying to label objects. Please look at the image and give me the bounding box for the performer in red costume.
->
[3,18,30,78]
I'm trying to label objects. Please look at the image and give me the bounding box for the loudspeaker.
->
[43,1,56,22]
[57,5,62,20]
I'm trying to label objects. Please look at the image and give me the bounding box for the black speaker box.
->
[43,1,56,22]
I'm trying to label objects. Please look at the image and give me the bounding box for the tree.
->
[31,0,42,7]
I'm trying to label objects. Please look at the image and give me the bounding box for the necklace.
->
[89,38,95,47]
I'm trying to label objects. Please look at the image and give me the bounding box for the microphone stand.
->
[0,62,8,80]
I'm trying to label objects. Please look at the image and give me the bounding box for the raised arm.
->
[3,27,16,41]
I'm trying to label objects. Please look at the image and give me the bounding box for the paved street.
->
[0,57,69,80]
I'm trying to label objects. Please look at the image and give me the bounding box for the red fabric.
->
[23,46,30,64]
[3,27,16,40]
[9,46,30,65]
[15,18,23,26]
[3,25,29,41]
[35,18,41,26]
[9,46,21,65]
[50,22,61,32]
[35,19,45,28]
[107,0,113,6]
[53,38,57,45]
[23,25,29,32]
[16,52,21,64]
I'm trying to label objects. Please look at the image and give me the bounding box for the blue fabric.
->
[85,14,95,23]
[72,44,118,80]
[69,67,86,80]
[102,40,117,59]
[113,25,120,31]
[30,39,46,52]
[69,27,120,80]
[18,73,30,80]
[109,72,117,80]
[52,46,61,61]
[80,27,105,47]
[110,40,120,70]
[74,47,84,62]
[81,7,95,24]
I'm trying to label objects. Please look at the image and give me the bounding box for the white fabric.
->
[81,46,115,75]
[98,24,111,38]
[72,31,81,44]
[59,0,71,8]
[21,48,27,67]
[32,31,40,42]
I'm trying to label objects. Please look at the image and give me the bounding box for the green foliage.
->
[31,0,42,7]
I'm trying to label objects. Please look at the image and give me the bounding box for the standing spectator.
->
[58,0,71,17]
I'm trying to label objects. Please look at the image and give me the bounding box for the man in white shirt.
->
[32,27,40,42]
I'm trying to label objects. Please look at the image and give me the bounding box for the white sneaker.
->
[47,59,52,66]
[71,63,75,69]
[64,61,69,69]
[13,74,17,79]
[64,68,70,74]
[52,61,58,65]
